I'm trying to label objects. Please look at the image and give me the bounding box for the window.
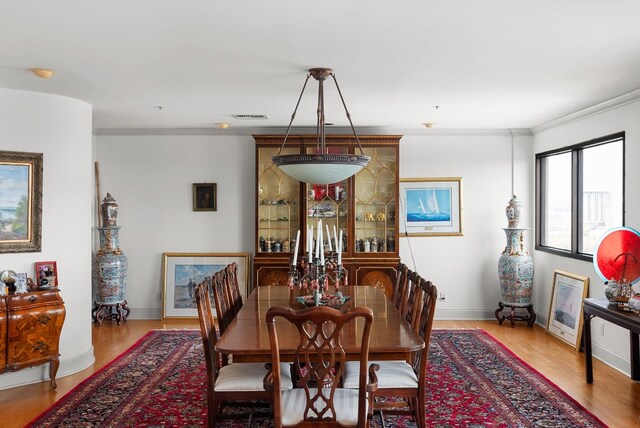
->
[536,132,624,260]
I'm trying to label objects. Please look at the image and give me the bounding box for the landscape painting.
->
[0,151,42,253]
[400,177,463,237]
[161,252,250,319]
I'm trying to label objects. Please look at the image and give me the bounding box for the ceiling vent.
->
[232,114,269,120]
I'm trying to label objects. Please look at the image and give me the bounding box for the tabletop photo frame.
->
[399,177,463,236]
[546,269,590,350]
[161,252,250,319]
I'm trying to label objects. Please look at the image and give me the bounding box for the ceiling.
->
[2,1,640,132]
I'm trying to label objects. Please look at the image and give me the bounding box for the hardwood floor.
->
[0,320,638,427]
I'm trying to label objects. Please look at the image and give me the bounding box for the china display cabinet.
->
[254,135,401,297]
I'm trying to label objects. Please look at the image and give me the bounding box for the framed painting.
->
[161,252,250,319]
[399,177,463,236]
[35,260,58,288]
[546,270,590,350]
[193,183,217,211]
[0,150,43,253]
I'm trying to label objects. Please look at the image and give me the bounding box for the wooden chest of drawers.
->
[0,289,66,388]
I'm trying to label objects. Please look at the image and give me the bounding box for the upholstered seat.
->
[216,362,293,391]
[343,360,417,389]
[280,388,367,427]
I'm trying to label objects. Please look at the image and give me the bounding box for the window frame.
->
[535,131,625,262]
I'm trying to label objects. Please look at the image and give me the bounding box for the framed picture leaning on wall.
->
[161,252,250,319]
[0,150,43,253]
[546,269,590,350]
[399,177,463,237]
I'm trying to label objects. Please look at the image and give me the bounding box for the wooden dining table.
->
[215,285,425,362]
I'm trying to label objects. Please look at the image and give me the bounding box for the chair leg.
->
[247,412,253,428]
[378,409,386,428]
[208,398,218,428]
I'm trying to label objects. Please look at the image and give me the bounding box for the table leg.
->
[584,313,594,383]
[630,331,639,381]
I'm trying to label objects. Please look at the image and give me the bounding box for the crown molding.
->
[532,88,640,134]
[94,126,532,137]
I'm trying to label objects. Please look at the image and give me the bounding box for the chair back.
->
[393,263,409,313]
[195,282,222,393]
[412,279,438,379]
[212,269,234,335]
[225,262,243,318]
[266,305,374,427]
[404,270,423,326]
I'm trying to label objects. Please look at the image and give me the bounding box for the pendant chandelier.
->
[272,67,370,184]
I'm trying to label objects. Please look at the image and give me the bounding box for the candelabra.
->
[287,221,349,306]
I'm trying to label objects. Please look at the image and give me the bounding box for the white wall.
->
[0,88,94,389]
[94,134,254,318]
[532,98,640,375]
[95,131,532,320]
[400,131,533,318]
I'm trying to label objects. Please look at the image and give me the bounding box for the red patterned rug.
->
[27,329,606,427]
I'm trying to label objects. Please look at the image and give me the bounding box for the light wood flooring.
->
[0,320,638,427]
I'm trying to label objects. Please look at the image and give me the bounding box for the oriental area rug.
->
[27,329,606,428]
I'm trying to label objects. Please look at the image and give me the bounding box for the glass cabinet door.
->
[257,146,300,253]
[354,146,397,253]
[305,146,349,255]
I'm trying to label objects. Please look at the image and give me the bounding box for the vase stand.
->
[92,301,131,325]
[495,301,536,328]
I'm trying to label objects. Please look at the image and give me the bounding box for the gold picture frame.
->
[161,252,250,319]
[192,183,217,211]
[0,150,43,253]
[399,177,463,236]
[546,269,590,350]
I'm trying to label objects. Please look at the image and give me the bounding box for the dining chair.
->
[225,262,243,318]
[403,270,423,328]
[343,278,438,428]
[393,263,409,314]
[195,282,293,427]
[212,270,234,335]
[266,305,379,428]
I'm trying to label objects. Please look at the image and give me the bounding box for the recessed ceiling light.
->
[423,122,437,128]
[216,123,230,129]
[29,68,54,79]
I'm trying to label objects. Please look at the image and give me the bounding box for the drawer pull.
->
[37,314,52,325]
[33,340,46,352]
[29,296,37,303]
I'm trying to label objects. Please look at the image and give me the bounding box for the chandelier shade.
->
[272,67,370,184]
[272,153,370,184]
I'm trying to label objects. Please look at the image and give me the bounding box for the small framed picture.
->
[546,270,590,350]
[35,261,58,288]
[193,183,217,211]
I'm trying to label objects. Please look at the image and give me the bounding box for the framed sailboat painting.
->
[399,177,463,236]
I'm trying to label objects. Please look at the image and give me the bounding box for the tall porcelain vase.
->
[498,196,534,304]
[92,193,128,305]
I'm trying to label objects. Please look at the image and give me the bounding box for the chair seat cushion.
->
[280,388,367,427]
[343,360,418,389]
[215,362,293,391]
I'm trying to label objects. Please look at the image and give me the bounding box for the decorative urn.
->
[92,193,128,305]
[498,195,534,304]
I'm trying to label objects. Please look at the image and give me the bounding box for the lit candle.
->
[338,229,343,265]
[292,229,300,266]
[326,224,332,252]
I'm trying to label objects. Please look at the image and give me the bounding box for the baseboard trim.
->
[0,346,95,390]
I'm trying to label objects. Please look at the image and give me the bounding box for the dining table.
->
[215,285,425,362]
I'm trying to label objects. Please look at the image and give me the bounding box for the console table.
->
[583,297,640,383]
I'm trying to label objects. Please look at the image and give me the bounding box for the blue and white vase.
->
[92,193,128,305]
[498,196,534,304]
